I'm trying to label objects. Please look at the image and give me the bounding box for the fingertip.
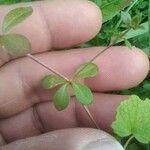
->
[2,128,123,150]
[85,46,149,91]
[113,47,150,89]
[129,48,149,86]
[85,0,102,38]
[46,0,102,48]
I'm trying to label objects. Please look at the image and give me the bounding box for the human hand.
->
[0,0,149,149]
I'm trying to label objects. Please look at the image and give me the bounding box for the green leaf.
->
[0,0,32,4]
[112,95,150,144]
[0,33,31,57]
[2,7,33,33]
[42,74,66,89]
[74,63,99,79]
[117,22,148,43]
[121,11,132,26]
[53,84,70,111]
[143,83,150,91]
[101,0,135,22]
[127,143,142,150]
[131,14,142,29]
[72,83,93,105]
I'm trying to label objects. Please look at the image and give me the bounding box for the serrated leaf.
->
[0,33,31,57]
[74,63,99,79]
[2,7,33,33]
[53,84,70,111]
[42,74,66,89]
[72,83,93,105]
[121,11,131,26]
[112,95,150,144]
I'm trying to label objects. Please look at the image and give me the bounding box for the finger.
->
[0,93,126,142]
[0,0,101,64]
[1,128,123,150]
[0,47,149,118]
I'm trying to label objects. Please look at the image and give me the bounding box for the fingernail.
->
[84,138,124,150]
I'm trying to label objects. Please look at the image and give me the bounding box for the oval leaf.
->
[42,74,66,89]
[121,11,131,26]
[3,7,33,33]
[74,63,99,79]
[0,33,31,57]
[72,83,93,105]
[53,84,70,111]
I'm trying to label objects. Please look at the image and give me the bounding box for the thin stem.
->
[26,54,69,81]
[83,105,100,129]
[89,44,113,63]
[90,29,130,62]
[76,29,131,75]
[123,135,134,150]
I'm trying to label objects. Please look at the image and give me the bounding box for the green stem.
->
[123,135,134,150]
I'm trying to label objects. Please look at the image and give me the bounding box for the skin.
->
[0,0,149,149]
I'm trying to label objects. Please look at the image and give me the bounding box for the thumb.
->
[1,128,123,150]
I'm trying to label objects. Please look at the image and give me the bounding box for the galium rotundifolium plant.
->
[0,6,150,149]
[0,7,143,111]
